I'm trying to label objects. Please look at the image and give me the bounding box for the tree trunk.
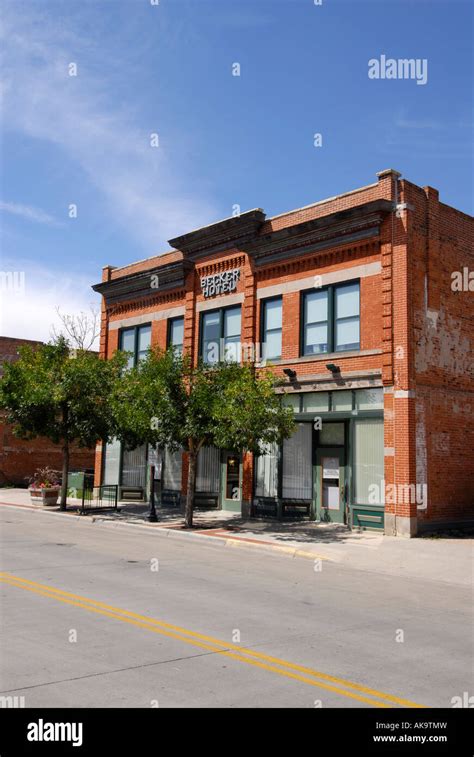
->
[185,448,197,529]
[60,439,69,510]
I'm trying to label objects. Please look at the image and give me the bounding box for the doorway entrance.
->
[220,451,242,512]
[315,447,346,523]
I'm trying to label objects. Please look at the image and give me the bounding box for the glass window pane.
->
[170,318,184,349]
[223,335,240,362]
[203,340,219,365]
[335,283,359,318]
[335,317,359,351]
[163,447,182,490]
[354,419,384,504]
[305,291,328,323]
[282,394,300,410]
[255,442,279,498]
[120,327,135,359]
[282,423,312,499]
[302,392,329,413]
[203,311,221,364]
[355,388,384,410]
[332,390,353,411]
[121,444,147,488]
[224,307,241,338]
[196,446,220,493]
[103,438,121,485]
[203,311,221,340]
[265,299,282,330]
[264,330,282,360]
[137,325,151,354]
[305,322,328,353]
[319,423,345,446]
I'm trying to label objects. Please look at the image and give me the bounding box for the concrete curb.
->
[0,501,332,563]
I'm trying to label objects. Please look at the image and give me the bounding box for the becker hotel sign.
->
[200,268,241,298]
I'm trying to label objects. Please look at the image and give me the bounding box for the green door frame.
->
[314,447,346,523]
[220,450,242,512]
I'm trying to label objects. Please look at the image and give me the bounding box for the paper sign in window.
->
[322,457,339,479]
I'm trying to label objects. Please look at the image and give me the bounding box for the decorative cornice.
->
[242,199,393,266]
[168,209,266,260]
[93,260,193,306]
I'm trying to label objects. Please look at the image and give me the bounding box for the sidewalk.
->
[0,488,472,586]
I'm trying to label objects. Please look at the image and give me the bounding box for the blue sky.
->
[1,0,472,342]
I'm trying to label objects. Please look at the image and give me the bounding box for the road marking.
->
[0,572,424,708]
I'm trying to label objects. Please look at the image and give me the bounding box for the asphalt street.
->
[0,507,472,708]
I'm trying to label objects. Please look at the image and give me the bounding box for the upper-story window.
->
[261,297,282,361]
[168,317,184,356]
[334,282,360,351]
[120,324,151,369]
[302,281,360,356]
[201,305,241,364]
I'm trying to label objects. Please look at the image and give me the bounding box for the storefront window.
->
[255,442,279,498]
[355,387,383,410]
[196,446,220,493]
[163,447,182,490]
[354,419,384,504]
[103,438,121,485]
[302,392,329,413]
[332,390,353,412]
[122,444,147,488]
[282,423,312,499]
[282,394,300,411]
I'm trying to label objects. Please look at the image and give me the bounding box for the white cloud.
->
[0,2,219,252]
[0,261,101,348]
[0,201,61,226]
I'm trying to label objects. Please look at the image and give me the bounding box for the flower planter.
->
[29,487,60,506]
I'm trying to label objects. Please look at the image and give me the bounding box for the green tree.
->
[111,348,295,528]
[0,337,126,509]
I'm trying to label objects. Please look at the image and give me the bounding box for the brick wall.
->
[0,337,96,487]
[95,170,473,530]
[403,181,474,525]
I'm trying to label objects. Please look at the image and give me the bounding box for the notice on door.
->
[322,457,339,479]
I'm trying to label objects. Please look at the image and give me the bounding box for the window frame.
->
[260,295,283,361]
[119,323,152,368]
[199,304,242,364]
[300,279,360,356]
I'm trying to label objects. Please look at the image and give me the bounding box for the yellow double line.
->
[0,572,424,708]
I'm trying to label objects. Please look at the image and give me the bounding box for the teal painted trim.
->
[351,504,385,531]
[294,410,383,422]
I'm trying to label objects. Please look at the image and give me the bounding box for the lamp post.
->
[148,464,158,522]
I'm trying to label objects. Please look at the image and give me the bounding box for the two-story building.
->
[92,169,473,536]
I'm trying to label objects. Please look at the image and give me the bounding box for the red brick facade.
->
[0,337,96,486]
[93,170,473,535]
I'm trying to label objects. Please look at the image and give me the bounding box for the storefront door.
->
[220,451,242,512]
[315,447,346,523]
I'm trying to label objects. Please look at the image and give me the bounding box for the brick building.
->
[93,169,474,536]
[0,337,96,485]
